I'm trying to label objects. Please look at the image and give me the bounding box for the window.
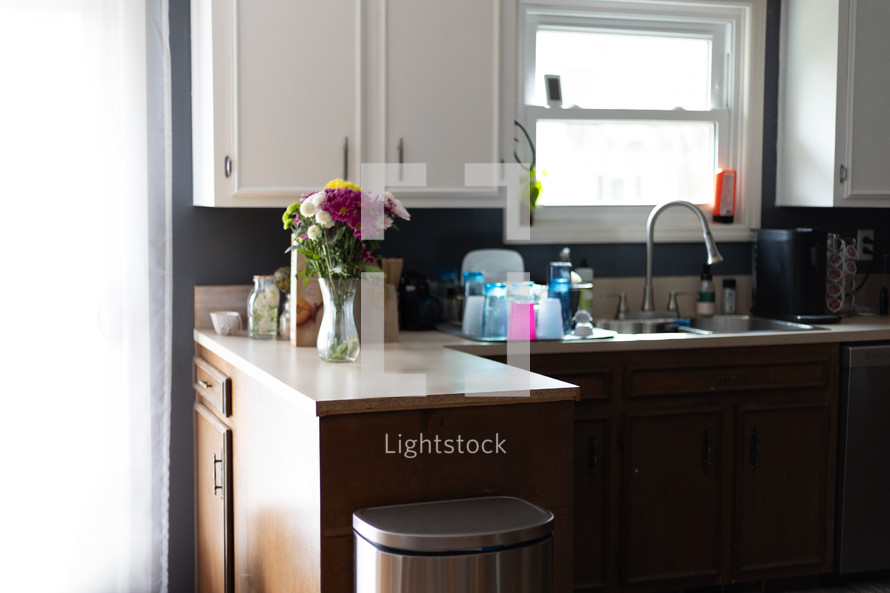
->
[508,0,765,243]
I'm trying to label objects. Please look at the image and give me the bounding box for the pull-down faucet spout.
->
[642,201,723,312]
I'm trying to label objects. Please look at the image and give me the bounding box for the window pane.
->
[535,120,716,206]
[535,29,712,110]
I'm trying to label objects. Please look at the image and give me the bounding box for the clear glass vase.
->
[316,278,360,362]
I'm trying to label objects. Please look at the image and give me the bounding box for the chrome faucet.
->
[642,201,723,312]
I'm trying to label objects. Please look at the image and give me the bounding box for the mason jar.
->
[247,275,279,339]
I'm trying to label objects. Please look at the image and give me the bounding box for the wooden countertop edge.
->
[314,388,579,416]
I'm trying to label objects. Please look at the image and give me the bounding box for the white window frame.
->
[506,0,765,244]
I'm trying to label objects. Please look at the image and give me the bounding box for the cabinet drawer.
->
[193,356,232,416]
[626,357,830,399]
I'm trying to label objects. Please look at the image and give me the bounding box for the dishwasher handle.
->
[843,343,890,369]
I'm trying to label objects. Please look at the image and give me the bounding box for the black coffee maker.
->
[398,271,438,330]
[752,228,839,323]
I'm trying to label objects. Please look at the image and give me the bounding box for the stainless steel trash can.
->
[353,496,553,593]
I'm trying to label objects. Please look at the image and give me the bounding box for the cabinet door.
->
[836,0,890,205]
[621,409,723,591]
[574,414,609,593]
[191,0,360,207]
[777,0,890,207]
[195,402,233,593]
[382,0,500,202]
[733,402,833,580]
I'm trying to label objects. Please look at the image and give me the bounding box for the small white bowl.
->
[210,311,242,336]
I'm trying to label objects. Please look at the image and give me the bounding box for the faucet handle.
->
[600,292,628,319]
[667,290,698,316]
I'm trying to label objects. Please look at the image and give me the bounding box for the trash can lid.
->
[353,496,554,552]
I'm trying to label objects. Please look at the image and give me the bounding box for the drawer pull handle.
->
[717,374,748,382]
[701,429,712,474]
[224,155,232,178]
[198,379,212,390]
[342,136,349,180]
[587,436,599,481]
[212,453,223,497]
[749,427,760,469]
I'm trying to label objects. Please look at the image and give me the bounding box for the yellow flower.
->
[324,178,361,191]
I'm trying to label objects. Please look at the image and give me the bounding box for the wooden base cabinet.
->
[524,343,839,593]
[573,413,610,593]
[733,402,834,579]
[194,344,575,593]
[194,402,233,593]
[621,408,723,590]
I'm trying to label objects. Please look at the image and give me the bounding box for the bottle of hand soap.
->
[696,264,716,316]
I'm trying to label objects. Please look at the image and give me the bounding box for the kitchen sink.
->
[594,317,680,334]
[683,315,821,334]
[595,315,822,335]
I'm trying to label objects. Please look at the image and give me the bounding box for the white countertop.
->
[194,329,579,416]
[195,316,890,416]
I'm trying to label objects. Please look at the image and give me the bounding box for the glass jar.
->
[547,262,572,332]
[481,282,508,339]
[279,293,291,340]
[461,271,486,337]
[247,275,280,339]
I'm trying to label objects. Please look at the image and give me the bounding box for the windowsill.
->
[504,205,756,244]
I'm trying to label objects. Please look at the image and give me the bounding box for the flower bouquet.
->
[282,179,410,361]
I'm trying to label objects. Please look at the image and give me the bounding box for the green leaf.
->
[297,248,321,260]
[362,264,384,274]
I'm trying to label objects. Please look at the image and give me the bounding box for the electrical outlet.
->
[857,229,874,261]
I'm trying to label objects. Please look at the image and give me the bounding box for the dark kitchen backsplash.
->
[187,197,889,286]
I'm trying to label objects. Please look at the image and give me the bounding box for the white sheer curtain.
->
[0,1,171,592]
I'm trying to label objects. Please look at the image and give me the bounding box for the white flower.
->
[263,284,279,300]
[307,224,322,240]
[384,191,410,220]
[315,210,333,228]
[300,199,317,217]
[310,191,325,206]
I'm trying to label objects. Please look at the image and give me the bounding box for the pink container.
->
[508,302,537,341]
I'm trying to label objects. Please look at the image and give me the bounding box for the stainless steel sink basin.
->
[683,315,821,334]
[595,315,821,335]
[594,317,680,334]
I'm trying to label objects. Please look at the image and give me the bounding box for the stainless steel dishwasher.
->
[836,342,890,574]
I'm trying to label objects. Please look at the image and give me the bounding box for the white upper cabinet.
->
[191,0,361,207]
[191,0,503,207]
[369,0,501,205]
[777,0,890,207]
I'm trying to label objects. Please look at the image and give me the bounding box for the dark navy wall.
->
[168,0,888,590]
[377,208,753,282]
